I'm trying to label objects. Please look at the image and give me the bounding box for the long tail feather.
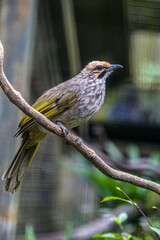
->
[2,136,41,194]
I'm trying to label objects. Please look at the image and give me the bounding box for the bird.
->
[2,61,123,193]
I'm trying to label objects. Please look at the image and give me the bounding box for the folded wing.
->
[15,82,81,136]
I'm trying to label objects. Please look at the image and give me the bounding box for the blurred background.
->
[0,0,160,239]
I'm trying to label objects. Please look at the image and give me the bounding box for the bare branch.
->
[0,40,160,195]
[90,144,160,178]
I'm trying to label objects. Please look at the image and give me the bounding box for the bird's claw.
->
[56,121,69,137]
[56,122,82,146]
[75,136,83,146]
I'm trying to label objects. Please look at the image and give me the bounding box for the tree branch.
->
[90,144,160,179]
[1,40,160,195]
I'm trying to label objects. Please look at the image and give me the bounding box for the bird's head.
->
[82,61,123,80]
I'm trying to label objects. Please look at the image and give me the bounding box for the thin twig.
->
[117,187,160,240]
[1,40,160,195]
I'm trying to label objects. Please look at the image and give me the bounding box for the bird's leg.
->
[56,121,69,137]
[56,122,83,145]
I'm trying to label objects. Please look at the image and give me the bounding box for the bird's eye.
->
[97,65,103,70]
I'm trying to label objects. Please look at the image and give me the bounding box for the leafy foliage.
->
[93,212,142,240]
[62,141,160,239]
[94,232,143,240]
[97,191,160,240]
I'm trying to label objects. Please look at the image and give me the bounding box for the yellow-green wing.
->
[16,83,81,136]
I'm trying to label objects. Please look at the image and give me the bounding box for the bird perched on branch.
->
[2,61,122,193]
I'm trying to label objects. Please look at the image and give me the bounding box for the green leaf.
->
[145,237,153,240]
[93,233,117,239]
[132,237,144,240]
[118,213,128,224]
[110,216,121,225]
[149,226,160,236]
[110,213,128,226]
[126,234,133,239]
[101,196,132,205]
[152,205,160,211]
[152,206,157,209]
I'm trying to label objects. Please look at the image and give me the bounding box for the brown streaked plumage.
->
[2,61,123,193]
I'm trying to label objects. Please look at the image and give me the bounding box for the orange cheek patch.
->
[93,71,101,79]
[95,72,100,79]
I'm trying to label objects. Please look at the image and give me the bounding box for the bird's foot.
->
[75,136,83,146]
[56,121,69,137]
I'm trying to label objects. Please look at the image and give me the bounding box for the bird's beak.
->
[107,64,123,72]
